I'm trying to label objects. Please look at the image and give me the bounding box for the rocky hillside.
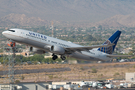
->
[93,14,135,27]
[1,0,135,27]
[0,0,135,22]
[0,14,48,26]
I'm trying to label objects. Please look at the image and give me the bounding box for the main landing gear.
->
[61,55,66,60]
[52,54,66,60]
[52,54,58,60]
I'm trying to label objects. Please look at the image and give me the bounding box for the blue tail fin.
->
[98,30,121,54]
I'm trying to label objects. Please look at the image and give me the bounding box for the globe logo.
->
[99,40,113,54]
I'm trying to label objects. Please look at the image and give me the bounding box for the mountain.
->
[0,0,135,22]
[93,14,135,27]
[0,14,49,26]
[1,0,135,27]
[1,13,135,27]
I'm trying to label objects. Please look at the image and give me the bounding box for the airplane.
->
[2,28,130,61]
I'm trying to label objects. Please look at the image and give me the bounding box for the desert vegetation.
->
[0,62,135,83]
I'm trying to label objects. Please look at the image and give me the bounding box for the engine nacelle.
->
[29,47,46,54]
[50,46,65,54]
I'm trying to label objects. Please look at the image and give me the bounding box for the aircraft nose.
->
[2,31,8,36]
[2,31,6,35]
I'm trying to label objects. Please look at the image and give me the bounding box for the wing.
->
[65,43,114,52]
[106,54,131,58]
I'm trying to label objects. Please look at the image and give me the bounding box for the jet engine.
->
[50,46,65,54]
[29,47,46,54]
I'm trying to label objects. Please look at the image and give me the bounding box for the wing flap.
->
[65,43,114,52]
[107,54,131,58]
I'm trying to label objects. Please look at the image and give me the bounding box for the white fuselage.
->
[2,28,112,61]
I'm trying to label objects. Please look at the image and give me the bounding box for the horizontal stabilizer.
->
[107,54,132,58]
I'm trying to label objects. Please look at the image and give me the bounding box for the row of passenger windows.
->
[26,34,47,41]
[26,34,69,48]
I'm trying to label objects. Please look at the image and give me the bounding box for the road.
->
[81,87,135,90]
[0,67,71,75]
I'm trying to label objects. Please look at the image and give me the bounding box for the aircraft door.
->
[97,50,100,57]
[20,32,24,38]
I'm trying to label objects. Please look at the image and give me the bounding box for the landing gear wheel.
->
[61,55,66,60]
[52,54,58,60]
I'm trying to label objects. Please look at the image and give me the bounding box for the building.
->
[126,72,135,82]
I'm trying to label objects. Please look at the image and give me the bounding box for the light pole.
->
[79,71,81,81]
[88,71,90,81]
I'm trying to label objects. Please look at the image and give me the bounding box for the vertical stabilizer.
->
[98,30,121,54]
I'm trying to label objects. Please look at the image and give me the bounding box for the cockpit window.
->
[8,30,15,32]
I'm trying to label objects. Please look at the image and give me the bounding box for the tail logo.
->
[98,30,121,54]
[98,40,113,54]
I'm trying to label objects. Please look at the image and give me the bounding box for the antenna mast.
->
[51,21,54,37]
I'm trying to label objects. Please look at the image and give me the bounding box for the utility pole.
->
[51,21,54,37]
[3,46,15,83]
[3,41,23,84]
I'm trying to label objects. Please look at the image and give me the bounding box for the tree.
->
[98,25,102,30]
[92,68,97,73]
[85,35,97,41]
